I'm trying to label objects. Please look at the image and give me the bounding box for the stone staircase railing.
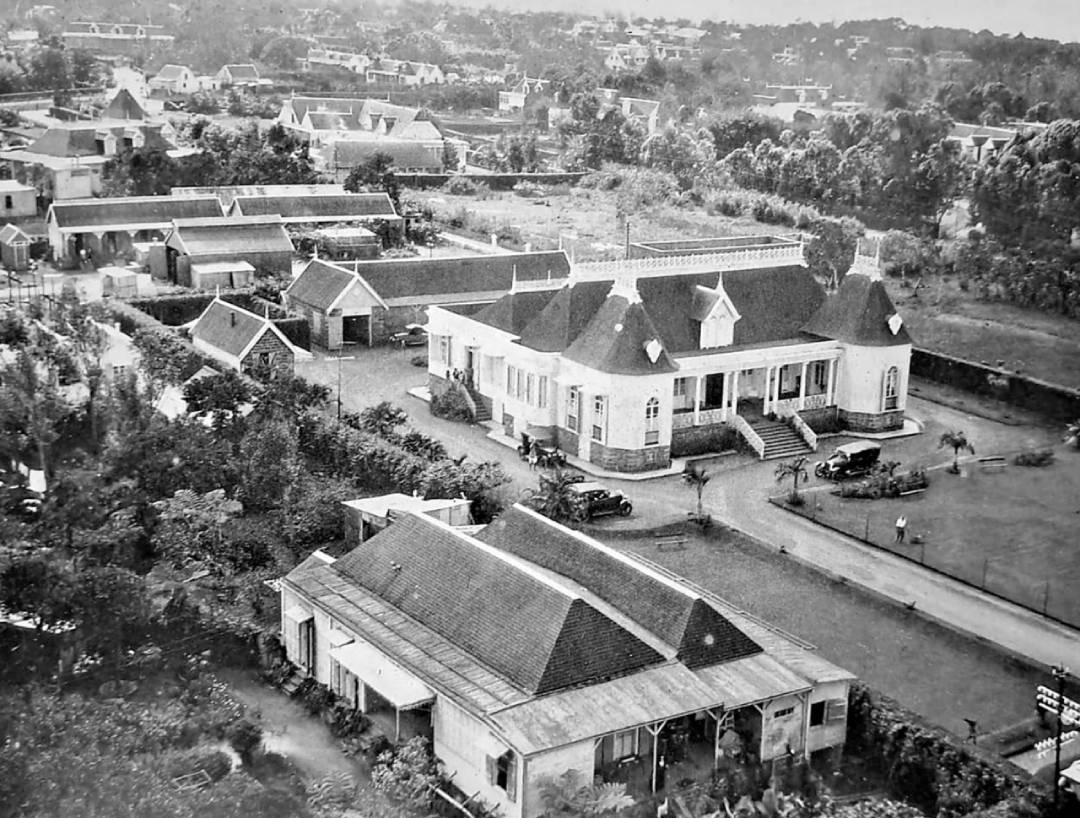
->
[729,413,765,460]
[790,411,818,452]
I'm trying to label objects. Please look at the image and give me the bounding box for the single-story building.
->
[280,504,854,816]
[189,297,307,377]
[342,493,473,543]
[285,251,571,350]
[216,64,261,88]
[164,216,294,285]
[312,226,381,261]
[149,64,197,95]
[0,179,37,219]
[46,195,224,268]
[228,192,401,228]
[0,223,31,271]
[171,184,347,209]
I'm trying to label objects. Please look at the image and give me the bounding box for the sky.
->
[457,0,1080,44]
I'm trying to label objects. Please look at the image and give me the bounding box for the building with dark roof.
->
[46,195,223,269]
[228,192,401,225]
[280,504,853,816]
[285,251,571,349]
[427,239,913,471]
[164,216,294,284]
[189,297,307,376]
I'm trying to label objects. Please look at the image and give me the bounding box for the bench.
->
[978,456,1007,473]
[899,488,927,496]
[656,537,687,552]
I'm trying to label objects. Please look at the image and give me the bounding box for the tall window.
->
[812,361,828,390]
[673,377,687,397]
[644,397,660,445]
[486,750,518,802]
[437,335,449,365]
[567,387,579,432]
[538,376,549,409]
[591,395,606,442]
[525,373,535,405]
[506,365,516,396]
[883,366,899,410]
[613,728,638,758]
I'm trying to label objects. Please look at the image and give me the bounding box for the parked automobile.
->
[814,440,882,481]
[390,324,428,348]
[568,482,632,522]
[516,433,567,468]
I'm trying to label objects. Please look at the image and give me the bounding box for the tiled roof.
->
[287,259,361,311]
[190,298,270,359]
[802,273,912,346]
[478,506,763,669]
[471,288,561,334]
[563,291,678,375]
[231,192,398,221]
[168,217,293,257]
[332,513,665,695]
[50,196,223,230]
[354,251,569,302]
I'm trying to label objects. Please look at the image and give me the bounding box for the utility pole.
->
[336,353,356,421]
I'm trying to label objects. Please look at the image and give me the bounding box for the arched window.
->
[644,397,660,445]
[883,366,899,410]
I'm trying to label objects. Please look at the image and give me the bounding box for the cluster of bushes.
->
[430,385,473,421]
[127,291,309,350]
[846,683,1049,817]
[434,204,524,248]
[1013,449,1054,467]
[225,92,281,119]
[706,188,826,229]
[670,426,739,458]
[442,176,491,197]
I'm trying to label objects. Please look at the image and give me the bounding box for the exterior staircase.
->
[750,418,813,460]
[464,384,492,422]
[279,667,305,697]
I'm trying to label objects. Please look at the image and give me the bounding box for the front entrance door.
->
[343,315,369,345]
[298,619,315,674]
[464,348,476,389]
[705,373,725,408]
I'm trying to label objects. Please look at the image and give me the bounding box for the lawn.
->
[776,447,1080,628]
[602,528,1045,737]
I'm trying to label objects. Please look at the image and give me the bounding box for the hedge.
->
[846,682,1049,818]
[396,171,587,190]
[129,291,287,327]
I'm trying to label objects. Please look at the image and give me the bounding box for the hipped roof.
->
[563,292,678,375]
[802,273,912,346]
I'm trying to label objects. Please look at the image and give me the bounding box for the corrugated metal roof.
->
[232,192,398,221]
[50,196,223,230]
[168,217,293,257]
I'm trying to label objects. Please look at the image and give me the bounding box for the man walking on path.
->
[895,515,907,543]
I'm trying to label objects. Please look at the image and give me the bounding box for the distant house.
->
[1,120,178,201]
[46,195,223,267]
[189,297,304,377]
[279,504,854,814]
[164,215,294,285]
[149,64,197,95]
[498,76,550,113]
[364,58,444,87]
[61,21,173,56]
[303,48,371,74]
[0,223,31,271]
[0,180,36,219]
[948,122,1033,163]
[286,251,571,349]
[342,493,472,543]
[618,97,660,134]
[216,64,261,88]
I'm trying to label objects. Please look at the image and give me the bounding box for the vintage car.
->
[568,482,632,522]
[516,432,568,468]
[814,440,882,481]
[390,324,428,348]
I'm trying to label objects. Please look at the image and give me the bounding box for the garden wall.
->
[396,172,587,190]
[129,292,310,350]
[912,348,1080,422]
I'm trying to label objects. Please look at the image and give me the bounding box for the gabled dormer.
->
[691,282,740,349]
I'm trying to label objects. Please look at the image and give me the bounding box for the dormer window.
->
[692,284,740,350]
[112,25,124,35]
[88,23,100,34]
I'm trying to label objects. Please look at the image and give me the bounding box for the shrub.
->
[372,736,442,810]
[430,387,473,421]
[1012,449,1054,467]
[410,354,427,367]
[226,718,263,763]
[443,176,480,196]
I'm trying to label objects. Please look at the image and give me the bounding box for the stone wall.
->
[241,331,294,379]
[838,408,904,432]
[670,423,737,458]
[589,440,671,472]
[557,427,579,454]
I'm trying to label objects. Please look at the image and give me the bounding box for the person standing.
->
[895,515,907,543]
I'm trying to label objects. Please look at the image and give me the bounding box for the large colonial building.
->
[280,505,854,817]
[427,237,912,470]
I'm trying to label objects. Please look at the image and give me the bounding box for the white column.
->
[693,375,704,426]
[798,361,808,410]
[763,366,772,414]
[730,370,739,417]
[773,365,783,408]
[720,372,730,422]
[826,358,837,406]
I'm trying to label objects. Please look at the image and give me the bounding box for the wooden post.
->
[645,720,668,793]
[693,376,703,426]
[395,708,401,744]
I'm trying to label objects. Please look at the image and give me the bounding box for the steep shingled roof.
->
[478,506,763,669]
[802,273,912,346]
[287,259,363,311]
[332,513,664,694]
[231,192,398,221]
[472,288,562,334]
[190,298,271,359]
[103,88,148,120]
[562,291,678,375]
[516,281,612,352]
[355,251,568,302]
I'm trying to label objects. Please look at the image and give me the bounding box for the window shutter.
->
[485,755,496,786]
[506,754,518,802]
[284,620,298,663]
[826,699,848,723]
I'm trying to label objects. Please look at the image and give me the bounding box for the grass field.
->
[778,447,1080,628]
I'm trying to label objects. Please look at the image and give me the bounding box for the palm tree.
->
[681,464,711,522]
[526,469,585,524]
[939,430,975,473]
[775,455,810,505]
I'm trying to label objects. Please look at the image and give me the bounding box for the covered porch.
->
[329,637,435,744]
[58,227,165,269]
[672,354,839,430]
